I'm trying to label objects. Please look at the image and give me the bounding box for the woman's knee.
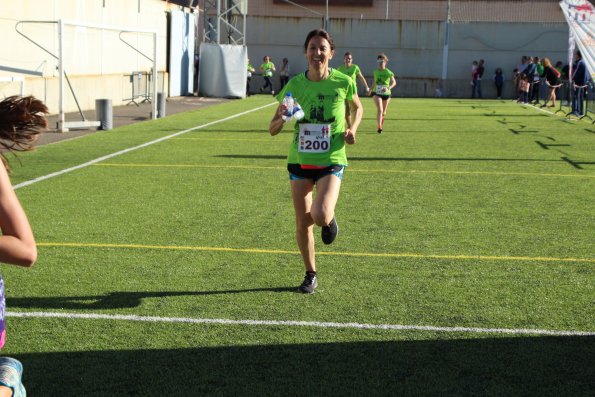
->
[310,205,333,226]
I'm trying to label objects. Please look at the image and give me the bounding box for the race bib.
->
[264,70,273,77]
[298,123,331,153]
[376,85,389,95]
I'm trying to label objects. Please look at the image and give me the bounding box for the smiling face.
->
[305,35,334,73]
[344,54,353,67]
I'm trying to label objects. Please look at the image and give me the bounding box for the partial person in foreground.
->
[370,53,396,133]
[269,29,362,294]
[0,95,48,397]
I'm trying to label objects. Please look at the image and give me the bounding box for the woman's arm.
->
[344,94,363,144]
[0,164,36,267]
[389,76,397,90]
[269,103,287,136]
[357,72,370,92]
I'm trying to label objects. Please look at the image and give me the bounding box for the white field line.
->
[7,311,595,337]
[14,102,277,190]
[523,102,580,121]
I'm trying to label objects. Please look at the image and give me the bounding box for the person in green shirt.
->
[269,29,363,294]
[246,58,256,96]
[260,55,276,95]
[337,52,370,128]
[533,56,544,105]
[371,53,397,133]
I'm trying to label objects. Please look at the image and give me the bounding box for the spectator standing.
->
[519,74,530,104]
[532,56,543,104]
[571,50,590,116]
[493,67,505,99]
[517,56,529,77]
[472,59,484,98]
[541,57,561,108]
[521,57,537,100]
[470,60,478,96]
[279,58,290,90]
[513,68,521,101]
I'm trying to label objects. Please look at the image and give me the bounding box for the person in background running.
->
[0,95,48,397]
[268,29,363,294]
[246,58,256,96]
[371,53,396,133]
[337,52,370,127]
[260,55,276,95]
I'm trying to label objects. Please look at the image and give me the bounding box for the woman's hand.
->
[344,129,356,145]
[269,103,287,136]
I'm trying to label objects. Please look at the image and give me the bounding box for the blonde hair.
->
[542,57,552,68]
[377,53,388,62]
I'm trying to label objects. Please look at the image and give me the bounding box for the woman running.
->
[268,29,363,294]
[371,53,396,133]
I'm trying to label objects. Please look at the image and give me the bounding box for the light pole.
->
[441,0,451,80]
[325,0,329,30]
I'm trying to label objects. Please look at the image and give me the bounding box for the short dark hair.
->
[303,29,335,52]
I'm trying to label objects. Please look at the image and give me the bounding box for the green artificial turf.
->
[1,97,593,396]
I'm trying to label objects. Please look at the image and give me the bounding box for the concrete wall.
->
[0,0,179,114]
[245,16,569,98]
[0,0,572,111]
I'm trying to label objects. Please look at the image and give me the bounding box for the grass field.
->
[2,96,594,396]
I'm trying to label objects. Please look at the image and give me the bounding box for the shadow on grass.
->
[7,287,295,310]
[215,154,561,163]
[13,336,595,396]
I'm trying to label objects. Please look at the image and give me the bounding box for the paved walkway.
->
[39,96,229,146]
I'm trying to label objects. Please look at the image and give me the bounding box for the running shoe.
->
[377,127,383,134]
[321,217,339,244]
[0,357,26,397]
[298,272,318,294]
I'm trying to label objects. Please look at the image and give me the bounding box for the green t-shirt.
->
[337,64,361,82]
[276,68,356,166]
[261,62,275,77]
[373,68,395,96]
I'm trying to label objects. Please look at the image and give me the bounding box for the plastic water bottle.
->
[282,92,294,121]
[292,101,305,120]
